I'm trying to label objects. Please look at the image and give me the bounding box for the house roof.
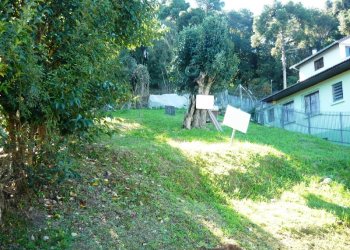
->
[290,36,350,70]
[262,57,350,103]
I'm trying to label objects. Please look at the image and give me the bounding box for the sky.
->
[186,0,327,15]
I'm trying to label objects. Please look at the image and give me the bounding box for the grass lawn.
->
[1,109,350,249]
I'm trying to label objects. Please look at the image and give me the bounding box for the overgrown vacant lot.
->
[1,109,350,249]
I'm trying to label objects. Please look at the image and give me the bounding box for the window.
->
[346,46,350,57]
[304,91,320,115]
[283,101,295,123]
[314,57,324,71]
[268,108,275,123]
[333,82,343,102]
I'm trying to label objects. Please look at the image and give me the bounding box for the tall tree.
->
[252,1,311,89]
[324,1,350,35]
[176,15,238,129]
[159,0,190,20]
[177,8,206,31]
[196,0,225,13]
[0,0,161,199]
[227,9,257,88]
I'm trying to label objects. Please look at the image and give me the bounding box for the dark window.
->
[268,108,275,123]
[346,46,350,57]
[283,101,295,123]
[333,82,343,102]
[304,91,320,115]
[314,57,324,71]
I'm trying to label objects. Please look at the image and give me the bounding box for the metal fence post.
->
[340,112,344,143]
[307,113,311,135]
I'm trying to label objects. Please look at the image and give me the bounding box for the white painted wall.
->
[299,46,341,81]
[277,71,350,113]
[339,37,350,58]
[299,37,350,81]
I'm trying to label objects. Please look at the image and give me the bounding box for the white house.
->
[260,36,350,144]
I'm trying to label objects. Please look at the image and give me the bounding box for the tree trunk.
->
[183,95,196,129]
[281,34,287,89]
[7,112,19,165]
[183,72,214,129]
[0,190,4,224]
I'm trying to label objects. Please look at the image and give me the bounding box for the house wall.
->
[272,71,350,143]
[299,46,341,81]
[339,37,350,57]
[298,38,350,81]
[277,71,350,113]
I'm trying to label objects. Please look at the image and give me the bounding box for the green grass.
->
[1,109,350,249]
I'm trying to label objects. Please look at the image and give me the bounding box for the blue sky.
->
[186,0,327,15]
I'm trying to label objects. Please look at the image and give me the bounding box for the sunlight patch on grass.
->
[231,197,336,233]
[100,117,142,132]
[230,188,350,249]
[198,219,239,246]
[167,139,285,175]
[167,139,283,158]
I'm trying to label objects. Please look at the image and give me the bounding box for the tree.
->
[147,38,174,92]
[159,0,190,20]
[304,9,340,49]
[176,15,239,129]
[0,0,161,207]
[252,1,311,89]
[227,9,257,88]
[177,8,206,31]
[196,0,225,13]
[330,0,350,35]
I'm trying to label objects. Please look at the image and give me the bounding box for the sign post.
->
[223,105,251,144]
[230,129,236,145]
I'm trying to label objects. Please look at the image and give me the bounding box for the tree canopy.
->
[176,15,239,129]
[0,0,161,169]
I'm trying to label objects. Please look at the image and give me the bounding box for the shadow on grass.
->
[210,153,302,201]
[305,194,350,226]
[0,136,285,250]
[240,123,350,190]
[112,110,304,201]
[100,135,284,249]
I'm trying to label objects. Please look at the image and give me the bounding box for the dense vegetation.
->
[0,0,161,222]
[1,0,350,248]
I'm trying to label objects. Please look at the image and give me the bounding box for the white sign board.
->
[223,105,251,133]
[196,95,214,110]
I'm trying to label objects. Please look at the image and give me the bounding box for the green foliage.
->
[338,9,350,35]
[251,1,341,89]
[0,1,162,218]
[159,0,190,20]
[177,8,206,31]
[147,38,174,90]
[325,0,350,36]
[227,9,257,87]
[0,0,161,158]
[176,15,239,93]
[0,0,161,129]
[196,0,225,12]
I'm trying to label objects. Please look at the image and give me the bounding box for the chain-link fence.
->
[255,104,350,145]
[215,86,258,112]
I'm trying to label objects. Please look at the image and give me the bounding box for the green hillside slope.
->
[1,109,350,250]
